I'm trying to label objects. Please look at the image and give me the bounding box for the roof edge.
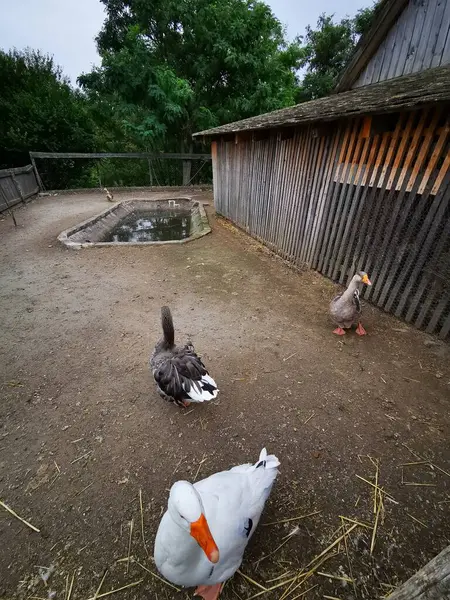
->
[334,0,409,93]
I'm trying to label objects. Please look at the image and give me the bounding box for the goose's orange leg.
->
[356,322,367,336]
[333,327,346,335]
[194,583,223,600]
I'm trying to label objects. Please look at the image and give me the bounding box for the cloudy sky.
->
[0,0,372,85]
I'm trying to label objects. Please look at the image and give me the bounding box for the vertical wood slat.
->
[368,110,438,305]
[307,128,341,267]
[211,106,450,338]
[317,124,356,272]
[381,119,446,311]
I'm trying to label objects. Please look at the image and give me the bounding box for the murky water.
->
[102,211,191,243]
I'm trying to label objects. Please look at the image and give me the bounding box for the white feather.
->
[182,374,219,403]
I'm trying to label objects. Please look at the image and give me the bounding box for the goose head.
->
[168,481,220,564]
[355,271,372,286]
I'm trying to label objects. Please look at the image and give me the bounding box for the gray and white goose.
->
[329,271,372,336]
[150,306,219,407]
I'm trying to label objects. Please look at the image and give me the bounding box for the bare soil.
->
[0,189,449,600]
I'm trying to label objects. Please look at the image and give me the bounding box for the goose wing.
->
[153,349,218,404]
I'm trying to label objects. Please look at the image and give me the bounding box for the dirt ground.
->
[0,189,449,600]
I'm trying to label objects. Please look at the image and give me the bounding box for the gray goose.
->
[329,271,372,335]
[150,306,218,407]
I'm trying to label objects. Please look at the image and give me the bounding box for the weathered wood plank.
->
[412,0,440,72]
[388,545,450,600]
[430,0,450,68]
[30,151,212,160]
[0,164,34,178]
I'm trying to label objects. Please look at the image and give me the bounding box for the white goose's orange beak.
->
[190,513,219,563]
[362,274,372,285]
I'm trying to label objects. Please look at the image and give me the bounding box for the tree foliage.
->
[0,1,377,187]
[297,4,378,101]
[0,48,95,186]
[80,0,304,149]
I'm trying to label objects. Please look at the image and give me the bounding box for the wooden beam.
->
[0,165,34,179]
[388,545,450,600]
[29,151,212,160]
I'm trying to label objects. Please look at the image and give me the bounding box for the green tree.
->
[81,0,304,149]
[0,48,95,187]
[297,4,378,101]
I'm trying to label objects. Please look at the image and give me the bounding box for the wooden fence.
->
[0,165,40,214]
[212,106,450,339]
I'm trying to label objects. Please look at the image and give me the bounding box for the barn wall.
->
[354,0,450,88]
[213,106,450,339]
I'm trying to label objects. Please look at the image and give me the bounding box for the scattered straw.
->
[71,451,92,464]
[403,482,436,487]
[406,512,427,528]
[172,456,184,475]
[354,496,360,508]
[355,475,397,502]
[370,489,383,555]
[323,596,342,600]
[193,453,208,481]
[75,482,94,497]
[86,579,143,600]
[126,519,134,574]
[283,352,298,362]
[0,499,40,532]
[139,488,149,556]
[92,569,108,600]
[66,571,75,600]
[266,572,293,583]
[340,516,357,598]
[237,570,267,591]
[305,524,357,569]
[255,527,299,565]
[317,572,353,583]
[54,461,61,473]
[263,510,321,526]
[402,444,450,479]
[339,515,373,530]
[134,559,181,592]
[303,412,315,425]
[290,584,318,599]
[242,575,298,600]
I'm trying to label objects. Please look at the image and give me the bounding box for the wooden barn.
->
[194,0,450,339]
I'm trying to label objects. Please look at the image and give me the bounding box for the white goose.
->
[154,448,280,600]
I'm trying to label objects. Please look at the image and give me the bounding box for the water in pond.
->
[103,211,191,243]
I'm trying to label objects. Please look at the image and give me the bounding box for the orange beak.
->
[190,513,219,564]
[362,274,372,285]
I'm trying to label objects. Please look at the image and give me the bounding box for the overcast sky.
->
[0,0,372,85]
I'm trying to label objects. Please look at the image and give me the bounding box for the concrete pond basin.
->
[57,197,211,248]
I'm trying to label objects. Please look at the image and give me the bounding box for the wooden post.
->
[148,159,153,187]
[30,156,45,191]
[182,159,192,185]
[388,545,450,600]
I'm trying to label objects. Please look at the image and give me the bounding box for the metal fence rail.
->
[0,165,39,213]
[213,106,450,339]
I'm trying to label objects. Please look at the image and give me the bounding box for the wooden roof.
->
[193,65,450,138]
[334,0,409,93]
